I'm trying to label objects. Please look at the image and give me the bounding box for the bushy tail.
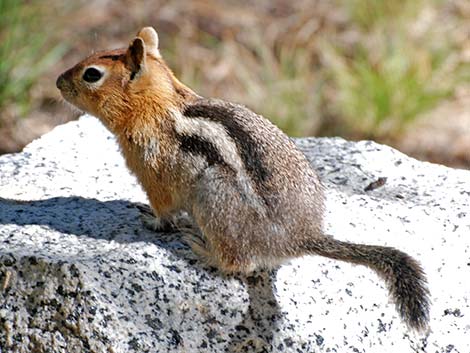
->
[305,237,430,331]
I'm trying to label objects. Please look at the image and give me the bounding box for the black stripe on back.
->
[183,102,271,190]
[176,133,230,169]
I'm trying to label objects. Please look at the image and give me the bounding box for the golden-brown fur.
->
[57,32,197,215]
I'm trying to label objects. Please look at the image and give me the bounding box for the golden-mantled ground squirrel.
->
[56,27,430,331]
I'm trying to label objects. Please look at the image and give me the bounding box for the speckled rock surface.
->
[0,115,468,353]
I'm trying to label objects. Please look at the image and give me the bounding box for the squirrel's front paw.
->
[136,203,178,233]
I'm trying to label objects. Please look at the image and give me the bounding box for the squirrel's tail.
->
[304,236,430,331]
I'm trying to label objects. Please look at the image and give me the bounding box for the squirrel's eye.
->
[83,67,103,83]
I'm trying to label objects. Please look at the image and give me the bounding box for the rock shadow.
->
[0,196,186,250]
[225,269,283,353]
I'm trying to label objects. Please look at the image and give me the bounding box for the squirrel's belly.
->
[136,169,176,215]
[121,145,178,215]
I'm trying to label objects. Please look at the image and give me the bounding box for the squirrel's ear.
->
[125,37,146,79]
[136,27,160,57]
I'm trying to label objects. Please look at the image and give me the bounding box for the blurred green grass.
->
[321,30,455,138]
[0,0,468,148]
[0,0,67,125]
[341,0,424,30]
[320,0,467,140]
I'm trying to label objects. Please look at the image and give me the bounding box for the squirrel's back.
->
[180,98,324,219]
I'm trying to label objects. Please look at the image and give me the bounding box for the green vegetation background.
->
[0,0,468,161]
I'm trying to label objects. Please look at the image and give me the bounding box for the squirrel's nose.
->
[56,74,65,90]
[56,68,74,91]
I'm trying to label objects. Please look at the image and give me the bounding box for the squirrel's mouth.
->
[57,80,80,107]
[56,82,86,117]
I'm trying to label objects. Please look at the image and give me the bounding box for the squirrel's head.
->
[57,27,195,132]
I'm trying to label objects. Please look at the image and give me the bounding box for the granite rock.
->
[0,115,469,353]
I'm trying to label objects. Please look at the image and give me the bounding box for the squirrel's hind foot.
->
[182,232,215,265]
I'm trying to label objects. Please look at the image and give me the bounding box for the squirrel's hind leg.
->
[186,168,268,274]
[186,233,257,274]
